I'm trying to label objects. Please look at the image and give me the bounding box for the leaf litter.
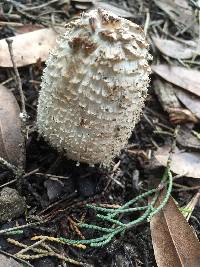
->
[153,79,199,124]
[150,191,200,267]
[153,0,199,36]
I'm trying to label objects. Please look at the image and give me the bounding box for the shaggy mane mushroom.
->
[37,8,151,166]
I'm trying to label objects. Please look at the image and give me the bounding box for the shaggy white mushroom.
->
[37,8,151,166]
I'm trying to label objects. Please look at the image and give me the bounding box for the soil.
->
[0,0,200,266]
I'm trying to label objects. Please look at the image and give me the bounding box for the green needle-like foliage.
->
[58,127,179,247]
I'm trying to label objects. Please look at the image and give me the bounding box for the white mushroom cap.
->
[37,8,151,166]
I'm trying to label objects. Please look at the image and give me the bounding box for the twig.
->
[7,238,48,254]
[144,9,150,36]
[0,221,42,236]
[0,178,17,189]
[15,237,47,256]
[0,156,23,178]
[6,38,27,122]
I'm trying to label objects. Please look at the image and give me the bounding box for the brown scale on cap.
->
[98,8,120,25]
[68,36,97,55]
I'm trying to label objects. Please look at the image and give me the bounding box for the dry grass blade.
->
[150,191,200,267]
[152,64,200,98]
[0,85,25,167]
[155,145,200,178]
[0,28,63,68]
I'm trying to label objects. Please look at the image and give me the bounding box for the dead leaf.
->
[152,37,198,59]
[150,192,200,267]
[44,179,64,201]
[168,107,198,124]
[0,254,21,267]
[0,28,63,67]
[155,145,200,178]
[0,85,25,167]
[153,0,198,37]
[94,2,134,17]
[175,89,200,119]
[153,79,181,111]
[153,80,198,124]
[177,126,200,150]
[152,64,200,98]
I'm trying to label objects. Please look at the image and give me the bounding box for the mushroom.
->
[37,8,151,166]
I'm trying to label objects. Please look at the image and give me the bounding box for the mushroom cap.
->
[37,8,151,166]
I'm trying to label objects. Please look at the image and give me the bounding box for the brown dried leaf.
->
[0,254,21,267]
[168,107,198,124]
[152,37,198,59]
[150,192,200,267]
[155,145,200,178]
[153,80,198,124]
[175,89,200,119]
[177,126,200,150]
[0,85,25,167]
[152,64,200,98]
[153,79,181,111]
[0,28,63,67]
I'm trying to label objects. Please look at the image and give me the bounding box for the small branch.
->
[0,221,42,236]
[6,38,27,122]
[0,156,23,178]
[15,237,47,256]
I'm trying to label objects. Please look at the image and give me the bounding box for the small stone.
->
[0,254,21,267]
[0,187,26,223]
